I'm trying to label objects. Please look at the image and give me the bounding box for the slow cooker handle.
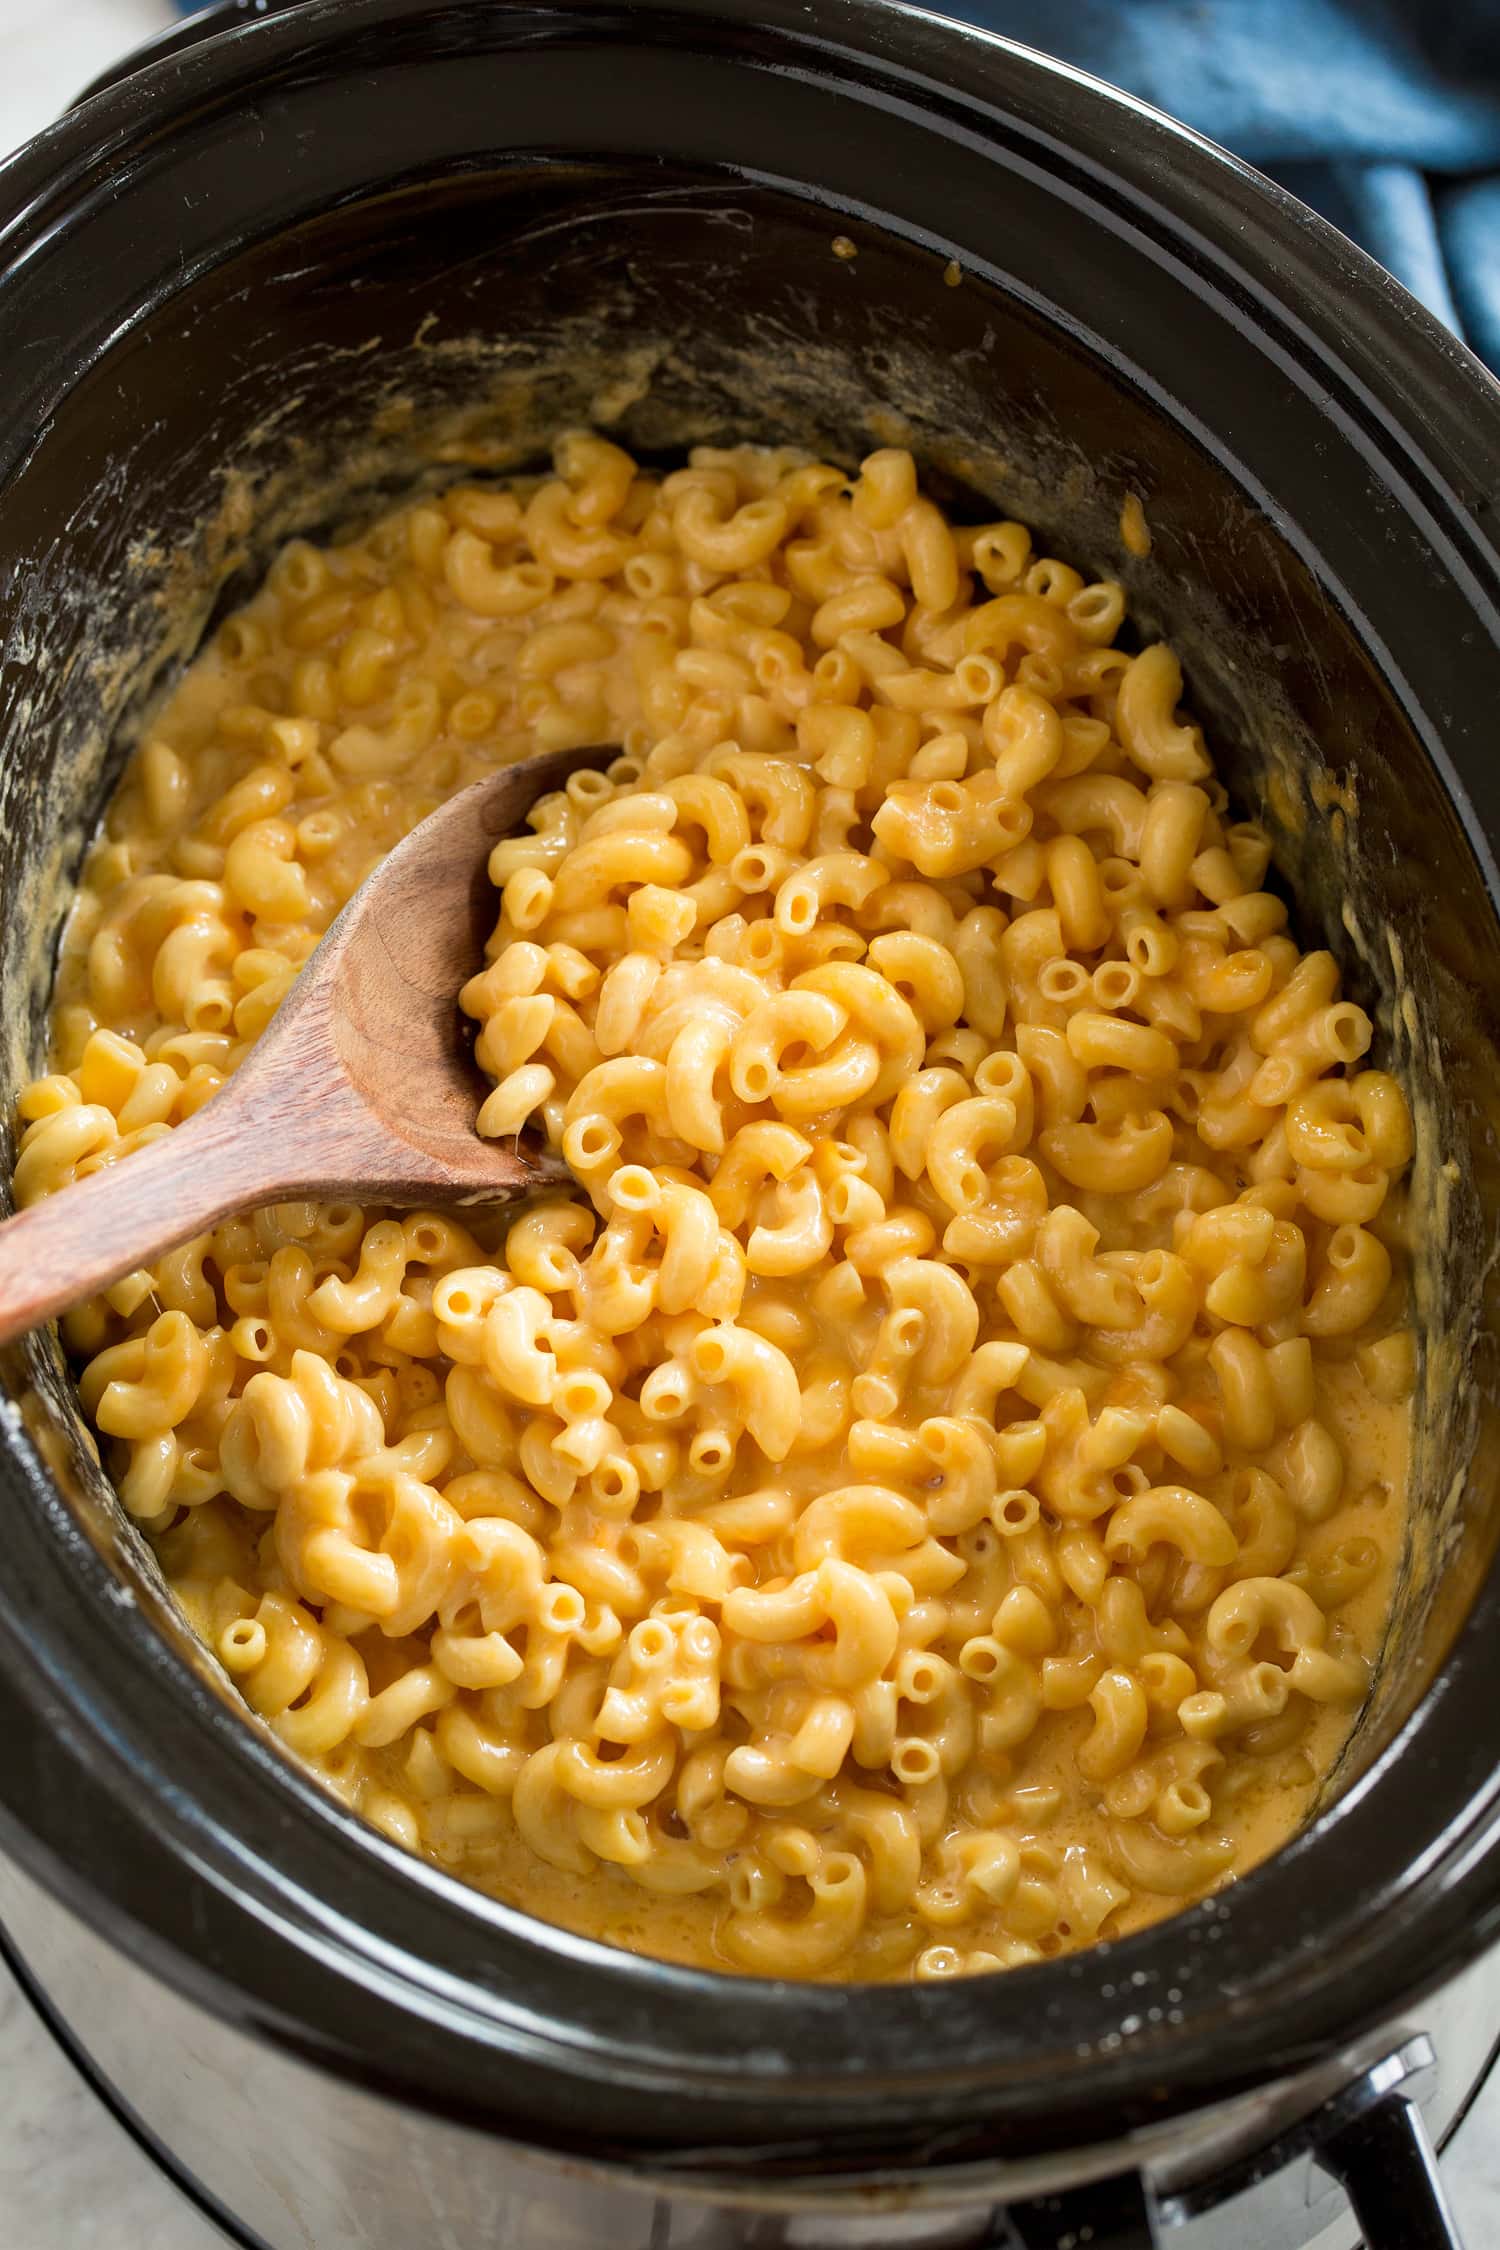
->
[983,2043,1464,2249]
[1318,2088,1465,2250]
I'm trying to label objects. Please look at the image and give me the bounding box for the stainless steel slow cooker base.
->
[0,1851,1489,2250]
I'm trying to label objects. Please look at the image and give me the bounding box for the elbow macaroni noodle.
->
[16,435,1412,1979]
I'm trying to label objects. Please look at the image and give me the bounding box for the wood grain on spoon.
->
[0,744,612,1350]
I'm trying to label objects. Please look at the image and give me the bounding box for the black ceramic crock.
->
[1,4,1499,2246]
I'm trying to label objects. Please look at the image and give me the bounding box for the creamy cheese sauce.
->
[14,438,1411,1978]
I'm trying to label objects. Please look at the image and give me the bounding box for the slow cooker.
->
[1,2,1499,2244]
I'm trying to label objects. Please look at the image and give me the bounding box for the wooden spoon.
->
[0,744,611,1349]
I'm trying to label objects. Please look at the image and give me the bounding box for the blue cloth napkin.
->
[939,0,1500,370]
[172,0,1500,370]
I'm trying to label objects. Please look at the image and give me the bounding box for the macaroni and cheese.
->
[15,435,1413,1979]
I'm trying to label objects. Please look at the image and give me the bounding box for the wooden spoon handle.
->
[0,1096,274,1349]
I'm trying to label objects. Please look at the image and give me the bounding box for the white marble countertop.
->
[0,6,1497,2245]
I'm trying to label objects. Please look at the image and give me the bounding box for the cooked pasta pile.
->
[15,435,1412,1978]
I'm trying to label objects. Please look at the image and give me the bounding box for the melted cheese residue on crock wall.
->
[13,436,1413,1980]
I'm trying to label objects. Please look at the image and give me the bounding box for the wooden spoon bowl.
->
[0,744,611,1348]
